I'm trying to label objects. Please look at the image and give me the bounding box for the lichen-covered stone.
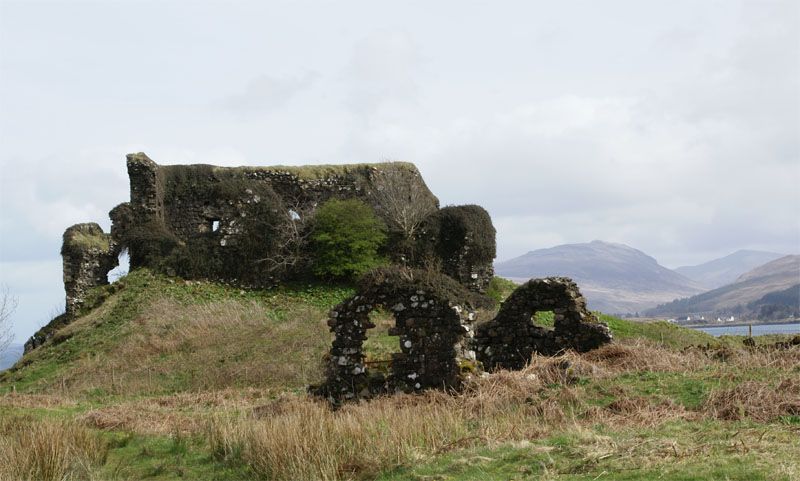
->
[474,277,612,371]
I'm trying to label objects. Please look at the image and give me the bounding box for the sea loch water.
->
[694,322,800,337]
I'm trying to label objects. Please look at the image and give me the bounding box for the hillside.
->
[495,240,703,314]
[647,255,800,321]
[1,270,798,481]
[675,250,785,289]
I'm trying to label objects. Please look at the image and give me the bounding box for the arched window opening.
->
[532,310,555,330]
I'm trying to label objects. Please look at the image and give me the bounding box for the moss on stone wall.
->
[62,230,112,255]
[218,162,419,180]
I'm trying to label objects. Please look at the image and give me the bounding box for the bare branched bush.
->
[370,163,437,240]
[0,285,17,356]
[257,192,316,277]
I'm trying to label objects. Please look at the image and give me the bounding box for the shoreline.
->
[681,319,799,329]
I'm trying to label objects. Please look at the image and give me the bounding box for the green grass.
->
[377,420,799,481]
[600,314,716,348]
[96,432,251,481]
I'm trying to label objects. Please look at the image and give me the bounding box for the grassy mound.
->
[2,269,354,396]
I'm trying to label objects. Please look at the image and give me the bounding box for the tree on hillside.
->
[0,285,17,355]
[310,199,387,279]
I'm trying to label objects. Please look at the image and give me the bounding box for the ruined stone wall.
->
[416,205,496,293]
[30,153,498,352]
[126,153,440,244]
[312,267,478,404]
[114,153,495,291]
[61,223,119,316]
[474,277,613,371]
[315,273,614,405]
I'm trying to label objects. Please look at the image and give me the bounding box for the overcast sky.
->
[1,0,798,340]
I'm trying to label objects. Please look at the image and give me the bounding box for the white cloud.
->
[224,71,320,116]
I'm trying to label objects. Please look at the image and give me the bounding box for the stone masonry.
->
[312,267,479,405]
[61,223,120,316]
[475,277,613,371]
[315,273,613,405]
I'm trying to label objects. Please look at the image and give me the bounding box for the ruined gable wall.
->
[127,153,440,244]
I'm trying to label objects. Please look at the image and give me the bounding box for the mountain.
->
[675,250,785,289]
[0,343,23,371]
[646,255,800,321]
[495,240,704,314]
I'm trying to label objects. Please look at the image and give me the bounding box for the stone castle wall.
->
[45,153,496,347]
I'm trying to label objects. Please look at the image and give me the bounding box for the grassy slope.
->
[1,273,798,481]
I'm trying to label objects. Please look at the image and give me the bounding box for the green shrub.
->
[310,199,387,279]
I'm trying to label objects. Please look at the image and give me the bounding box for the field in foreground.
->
[1,270,798,480]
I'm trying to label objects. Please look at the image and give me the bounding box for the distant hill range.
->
[675,250,785,289]
[495,240,704,314]
[0,344,23,371]
[646,255,800,321]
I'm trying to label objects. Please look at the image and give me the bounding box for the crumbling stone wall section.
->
[475,277,612,371]
[312,267,479,405]
[61,223,120,316]
[105,153,497,293]
[415,205,496,293]
[127,153,164,226]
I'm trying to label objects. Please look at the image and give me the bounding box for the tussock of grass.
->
[704,378,800,422]
[0,418,108,481]
[208,397,469,481]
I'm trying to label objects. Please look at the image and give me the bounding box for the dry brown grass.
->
[0,392,79,409]
[80,387,278,435]
[204,343,800,481]
[56,298,331,396]
[209,397,470,481]
[0,417,107,481]
[704,378,800,422]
